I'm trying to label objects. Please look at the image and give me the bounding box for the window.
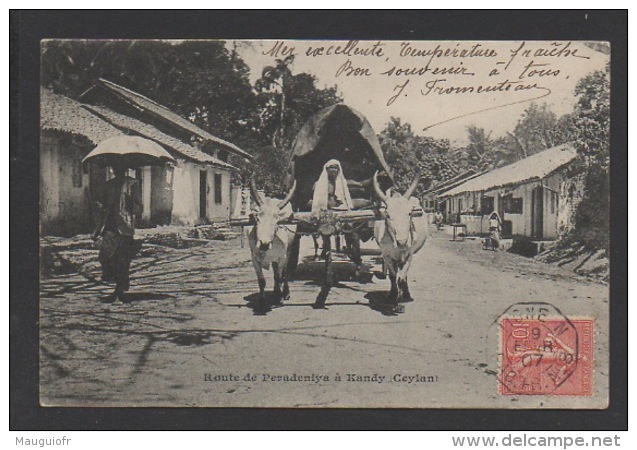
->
[481,196,495,215]
[503,195,523,214]
[214,173,223,204]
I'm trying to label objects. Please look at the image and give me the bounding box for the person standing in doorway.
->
[93,163,142,303]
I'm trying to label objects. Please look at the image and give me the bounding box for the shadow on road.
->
[242,292,284,316]
[123,292,175,302]
[99,291,175,304]
[239,289,405,317]
[364,291,407,316]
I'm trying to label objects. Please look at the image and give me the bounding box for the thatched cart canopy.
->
[287,104,393,210]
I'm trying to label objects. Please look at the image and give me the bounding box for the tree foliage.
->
[249,55,342,192]
[379,118,459,197]
[254,55,295,148]
[572,69,611,171]
[507,103,560,159]
[41,40,260,147]
[41,40,342,194]
[568,68,611,252]
[498,102,579,168]
[453,103,576,172]
[452,125,509,172]
[254,55,342,150]
[40,41,611,251]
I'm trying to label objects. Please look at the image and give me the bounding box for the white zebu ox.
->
[372,172,429,310]
[248,179,297,306]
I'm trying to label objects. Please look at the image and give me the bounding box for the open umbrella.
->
[82,135,176,168]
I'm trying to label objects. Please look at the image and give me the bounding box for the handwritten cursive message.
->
[261,40,592,128]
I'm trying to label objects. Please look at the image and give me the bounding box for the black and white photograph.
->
[33,35,614,410]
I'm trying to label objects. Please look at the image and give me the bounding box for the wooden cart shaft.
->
[229,208,423,228]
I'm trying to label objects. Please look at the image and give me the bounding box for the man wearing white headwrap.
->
[309,158,379,214]
[310,159,353,214]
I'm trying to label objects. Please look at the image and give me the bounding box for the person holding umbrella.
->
[84,135,175,304]
[93,162,142,304]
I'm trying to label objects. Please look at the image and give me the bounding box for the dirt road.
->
[40,229,608,408]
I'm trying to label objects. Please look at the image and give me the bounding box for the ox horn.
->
[278,180,297,210]
[404,173,421,199]
[249,176,263,208]
[372,171,389,204]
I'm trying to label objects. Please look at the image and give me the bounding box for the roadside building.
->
[439,144,580,240]
[41,81,251,236]
[82,104,237,226]
[421,169,485,217]
[78,78,251,162]
[78,78,252,227]
[40,88,122,236]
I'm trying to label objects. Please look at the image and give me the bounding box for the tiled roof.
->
[41,88,121,144]
[83,104,237,170]
[94,78,252,160]
[441,144,577,197]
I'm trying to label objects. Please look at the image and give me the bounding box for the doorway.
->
[481,195,494,215]
[199,170,207,222]
[531,186,544,239]
[134,168,144,224]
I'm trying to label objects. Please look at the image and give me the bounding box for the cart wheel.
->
[287,234,301,275]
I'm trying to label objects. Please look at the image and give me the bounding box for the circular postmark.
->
[495,302,580,395]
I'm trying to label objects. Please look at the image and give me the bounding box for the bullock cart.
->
[231,105,422,308]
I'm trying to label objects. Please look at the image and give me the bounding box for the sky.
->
[231,40,609,145]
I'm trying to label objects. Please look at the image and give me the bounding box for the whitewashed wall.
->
[171,159,232,226]
[206,168,231,222]
[497,184,531,236]
[40,133,94,236]
[442,168,576,240]
[40,135,60,229]
[171,159,199,226]
[542,172,565,240]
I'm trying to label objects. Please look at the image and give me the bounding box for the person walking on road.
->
[93,163,142,304]
[434,210,444,230]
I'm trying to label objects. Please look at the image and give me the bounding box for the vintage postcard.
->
[38,39,610,408]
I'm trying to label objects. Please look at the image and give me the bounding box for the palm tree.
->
[255,55,294,148]
[455,126,508,171]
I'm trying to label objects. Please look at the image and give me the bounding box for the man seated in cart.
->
[307,158,387,276]
[308,159,373,213]
[284,104,394,277]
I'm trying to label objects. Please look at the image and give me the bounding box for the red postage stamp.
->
[499,318,594,395]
